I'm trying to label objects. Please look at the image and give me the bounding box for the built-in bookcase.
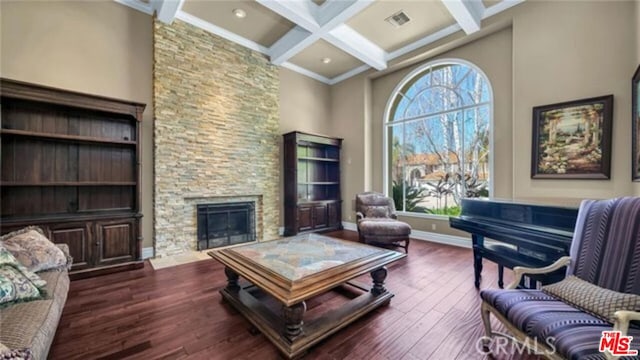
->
[284,131,342,235]
[0,78,145,279]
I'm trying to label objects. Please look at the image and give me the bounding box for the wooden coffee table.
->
[208,233,406,359]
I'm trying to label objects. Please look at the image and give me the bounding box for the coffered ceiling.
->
[115,0,525,84]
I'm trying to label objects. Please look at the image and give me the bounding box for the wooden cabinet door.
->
[327,201,341,228]
[298,206,313,232]
[313,204,328,229]
[94,218,137,266]
[48,222,93,271]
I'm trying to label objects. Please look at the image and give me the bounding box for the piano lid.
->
[456,198,579,233]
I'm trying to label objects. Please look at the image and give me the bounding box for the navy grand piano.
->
[449,198,579,288]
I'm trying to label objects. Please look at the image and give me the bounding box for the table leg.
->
[283,301,306,342]
[371,267,388,296]
[224,266,240,292]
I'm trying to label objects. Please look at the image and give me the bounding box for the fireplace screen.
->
[197,202,256,250]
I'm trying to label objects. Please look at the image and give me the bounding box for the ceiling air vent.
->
[385,10,411,28]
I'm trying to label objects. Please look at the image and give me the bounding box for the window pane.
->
[393,95,411,121]
[388,124,405,211]
[463,106,490,199]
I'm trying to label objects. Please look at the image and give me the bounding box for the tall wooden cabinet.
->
[283,131,342,236]
[0,79,145,279]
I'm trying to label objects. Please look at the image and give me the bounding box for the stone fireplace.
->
[153,20,280,258]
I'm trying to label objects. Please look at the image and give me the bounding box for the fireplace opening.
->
[197,202,256,250]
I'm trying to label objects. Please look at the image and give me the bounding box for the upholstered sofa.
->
[0,239,71,360]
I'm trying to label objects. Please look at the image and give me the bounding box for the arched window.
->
[384,59,492,216]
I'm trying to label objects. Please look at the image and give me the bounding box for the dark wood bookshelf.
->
[0,78,145,278]
[283,131,342,236]
[2,182,137,186]
[1,129,137,145]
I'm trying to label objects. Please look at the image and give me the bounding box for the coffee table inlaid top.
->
[209,233,406,306]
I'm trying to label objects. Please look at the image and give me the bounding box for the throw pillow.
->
[0,345,33,360]
[0,243,46,307]
[542,275,640,323]
[1,227,67,272]
[365,206,390,218]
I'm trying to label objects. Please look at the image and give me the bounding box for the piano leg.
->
[473,250,482,288]
[472,235,484,289]
[498,265,504,288]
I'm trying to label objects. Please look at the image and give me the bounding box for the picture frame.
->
[531,95,613,179]
[633,65,640,181]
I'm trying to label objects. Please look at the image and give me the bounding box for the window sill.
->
[395,211,453,221]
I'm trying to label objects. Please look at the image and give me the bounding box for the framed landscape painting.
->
[633,65,640,181]
[531,95,613,179]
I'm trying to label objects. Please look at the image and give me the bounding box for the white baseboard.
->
[142,247,155,259]
[341,221,470,249]
[410,228,471,248]
[342,221,357,231]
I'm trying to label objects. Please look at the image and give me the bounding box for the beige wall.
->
[279,68,332,135]
[329,74,369,222]
[511,0,636,200]
[331,0,638,236]
[278,68,332,228]
[1,1,155,248]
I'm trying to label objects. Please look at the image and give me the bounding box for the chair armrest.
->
[613,310,640,335]
[356,212,364,222]
[506,256,571,289]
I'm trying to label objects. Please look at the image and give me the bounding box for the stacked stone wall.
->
[154,20,280,257]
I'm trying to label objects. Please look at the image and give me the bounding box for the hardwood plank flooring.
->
[49,231,540,360]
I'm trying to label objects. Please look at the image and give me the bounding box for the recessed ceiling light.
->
[232,8,247,19]
[321,57,332,64]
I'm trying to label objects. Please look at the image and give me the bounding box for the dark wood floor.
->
[49,231,538,360]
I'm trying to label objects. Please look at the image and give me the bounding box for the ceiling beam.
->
[325,25,387,70]
[269,27,319,66]
[263,0,385,70]
[316,0,374,28]
[441,0,485,34]
[152,0,185,24]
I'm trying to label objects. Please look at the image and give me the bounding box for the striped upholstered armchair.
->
[480,197,640,359]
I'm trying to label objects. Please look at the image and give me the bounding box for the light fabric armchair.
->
[355,192,411,253]
[480,197,640,360]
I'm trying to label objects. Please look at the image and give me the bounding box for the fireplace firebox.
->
[197,202,256,250]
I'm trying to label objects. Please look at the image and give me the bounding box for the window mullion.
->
[402,122,407,212]
[393,101,490,124]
